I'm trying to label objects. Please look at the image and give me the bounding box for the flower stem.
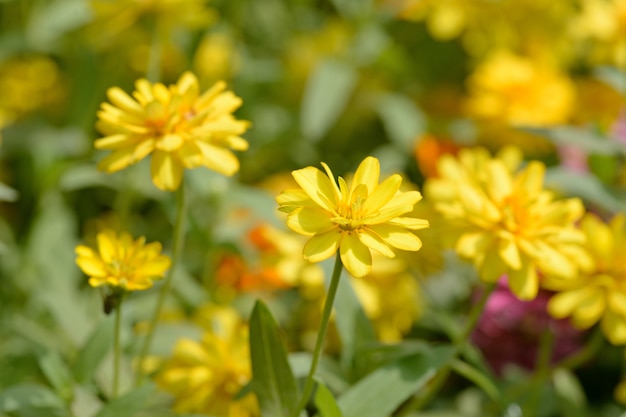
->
[291,252,343,417]
[135,182,187,386]
[112,294,124,399]
[397,283,496,415]
[523,328,554,417]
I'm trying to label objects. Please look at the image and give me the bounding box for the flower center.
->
[334,191,366,231]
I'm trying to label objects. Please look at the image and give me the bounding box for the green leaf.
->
[249,300,299,417]
[450,359,499,400]
[545,167,625,212]
[92,384,155,417]
[314,381,343,417]
[330,0,373,18]
[73,316,114,383]
[0,384,67,417]
[337,346,454,417]
[553,368,588,417]
[376,93,425,152]
[523,126,626,156]
[38,351,74,401]
[301,59,358,142]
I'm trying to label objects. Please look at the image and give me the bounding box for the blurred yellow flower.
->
[89,0,215,46]
[155,306,258,416]
[95,71,250,190]
[277,156,429,277]
[425,146,590,300]
[465,51,575,126]
[75,230,171,291]
[547,214,626,345]
[352,256,422,342]
[194,32,239,84]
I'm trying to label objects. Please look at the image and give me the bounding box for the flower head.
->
[547,213,626,344]
[95,71,250,190]
[75,230,171,291]
[155,306,258,416]
[425,146,591,300]
[277,156,429,277]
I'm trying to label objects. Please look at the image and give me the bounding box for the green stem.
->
[397,283,496,415]
[112,294,124,399]
[135,182,187,386]
[291,252,344,417]
[523,329,554,417]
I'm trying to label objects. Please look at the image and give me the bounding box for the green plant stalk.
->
[112,294,124,399]
[135,182,187,386]
[523,328,554,417]
[291,252,344,417]
[397,283,496,415]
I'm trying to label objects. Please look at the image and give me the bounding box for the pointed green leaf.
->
[377,93,425,152]
[314,381,343,417]
[553,368,587,417]
[38,351,74,401]
[93,384,155,417]
[301,59,357,142]
[0,384,67,417]
[73,316,114,383]
[523,126,626,156]
[337,346,454,417]
[249,300,299,417]
[545,167,625,212]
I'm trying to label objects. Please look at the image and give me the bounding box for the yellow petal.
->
[479,249,507,283]
[157,134,184,151]
[76,256,107,277]
[456,232,490,259]
[95,134,136,150]
[276,189,317,213]
[352,156,380,195]
[361,174,402,214]
[286,207,334,235]
[368,224,422,251]
[340,232,372,278]
[358,229,396,258]
[107,86,144,114]
[548,288,590,319]
[486,161,512,202]
[151,150,183,191]
[535,241,578,279]
[97,147,137,173]
[498,236,521,270]
[387,216,429,230]
[97,231,117,264]
[140,256,172,276]
[303,230,341,263]
[292,166,338,212]
[572,291,606,328]
[516,161,545,198]
[196,142,240,176]
[508,262,538,300]
[602,311,626,345]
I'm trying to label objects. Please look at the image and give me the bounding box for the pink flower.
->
[471,278,584,375]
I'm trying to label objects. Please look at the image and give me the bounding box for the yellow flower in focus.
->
[547,214,626,345]
[155,306,258,417]
[425,147,590,300]
[75,230,171,291]
[465,51,575,126]
[95,71,250,191]
[277,157,429,277]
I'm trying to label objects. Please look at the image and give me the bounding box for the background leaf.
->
[301,59,358,142]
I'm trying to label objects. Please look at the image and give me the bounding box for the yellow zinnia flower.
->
[425,146,591,300]
[155,306,258,416]
[95,71,250,191]
[276,156,429,278]
[75,230,171,291]
[547,213,626,345]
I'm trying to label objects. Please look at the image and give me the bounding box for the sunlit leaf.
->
[314,381,343,417]
[376,93,425,152]
[337,346,454,417]
[38,351,74,401]
[450,358,499,400]
[553,368,588,417]
[92,384,155,417]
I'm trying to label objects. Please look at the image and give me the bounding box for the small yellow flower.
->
[547,214,626,345]
[75,230,171,291]
[465,51,575,126]
[95,71,250,191]
[155,306,258,416]
[277,156,429,278]
[425,146,591,300]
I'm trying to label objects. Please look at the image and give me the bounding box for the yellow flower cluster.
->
[425,146,591,300]
[277,156,429,277]
[547,214,626,344]
[75,230,171,291]
[155,306,258,417]
[95,72,250,191]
